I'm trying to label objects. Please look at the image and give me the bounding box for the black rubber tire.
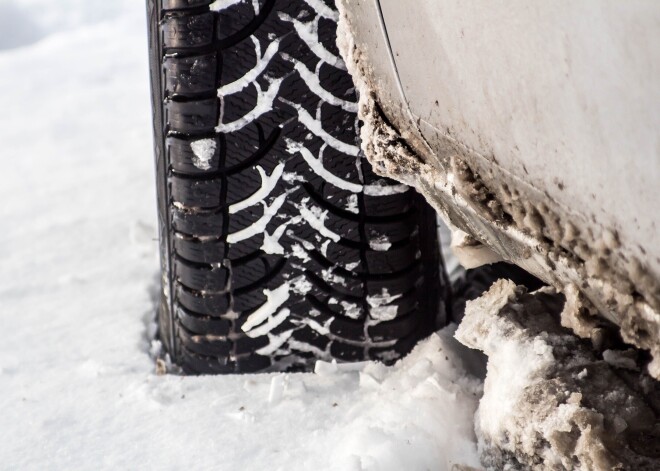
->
[146,0,449,373]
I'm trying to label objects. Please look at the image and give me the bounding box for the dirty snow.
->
[456,280,660,470]
[0,1,483,470]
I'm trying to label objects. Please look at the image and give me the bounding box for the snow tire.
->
[146,0,449,373]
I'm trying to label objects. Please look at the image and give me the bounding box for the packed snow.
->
[0,1,484,469]
[190,138,217,171]
[228,163,285,214]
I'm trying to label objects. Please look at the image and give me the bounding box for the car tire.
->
[146,0,449,373]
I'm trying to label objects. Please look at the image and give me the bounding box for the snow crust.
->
[456,281,556,448]
[0,2,483,469]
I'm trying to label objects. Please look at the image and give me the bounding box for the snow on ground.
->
[0,1,482,469]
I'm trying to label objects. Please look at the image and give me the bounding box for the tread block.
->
[234,335,269,354]
[329,341,363,362]
[162,13,214,49]
[176,284,230,315]
[171,175,223,208]
[180,349,232,374]
[175,236,226,264]
[172,206,224,236]
[178,326,232,357]
[367,310,422,342]
[329,316,366,341]
[176,258,229,291]
[163,0,214,10]
[215,1,256,42]
[177,307,231,335]
[164,53,217,96]
[169,136,221,174]
[166,98,217,134]
[290,325,331,351]
[233,289,267,312]
[364,214,419,245]
[363,243,419,275]
[235,353,272,372]
[365,272,421,298]
[231,257,276,290]
[363,189,413,216]
[307,292,366,320]
[371,330,425,364]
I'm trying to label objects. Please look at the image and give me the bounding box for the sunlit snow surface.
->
[0,1,482,469]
